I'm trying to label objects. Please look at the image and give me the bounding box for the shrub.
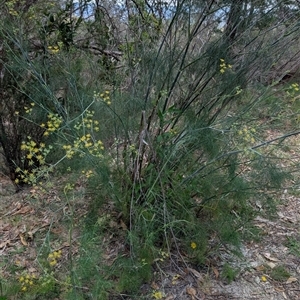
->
[1,0,300,298]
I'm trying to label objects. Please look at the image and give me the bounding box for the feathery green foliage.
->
[1,0,300,298]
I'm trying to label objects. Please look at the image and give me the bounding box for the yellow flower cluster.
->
[48,45,59,54]
[24,102,35,114]
[82,169,94,178]
[41,113,63,136]
[74,110,100,132]
[62,144,75,159]
[220,58,232,74]
[158,249,169,262]
[48,250,62,267]
[79,135,104,157]
[152,290,163,299]
[152,291,164,299]
[168,128,178,135]
[286,83,300,102]
[15,137,52,185]
[6,0,18,16]
[16,106,103,185]
[237,126,256,145]
[19,273,36,292]
[235,86,243,95]
[172,274,180,285]
[20,138,47,165]
[93,90,111,105]
[128,143,137,155]
[291,83,299,91]
[61,110,104,159]
[15,165,51,185]
[63,134,104,159]
[191,242,197,249]
[64,182,74,193]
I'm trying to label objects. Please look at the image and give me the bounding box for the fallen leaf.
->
[62,242,70,248]
[266,262,276,269]
[28,267,38,273]
[0,240,10,249]
[286,217,297,224]
[165,295,174,300]
[11,205,33,216]
[119,219,127,230]
[186,286,197,299]
[27,231,34,240]
[255,265,265,271]
[19,233,28,246]
[212,266,219,279]
[51,227,63,234]
[286,277,298,284]
[277,212,285,219]
[171,274,181,285]
[187,268,203,281]
[151,282,159,290]
[15,202,22,210]
[263,253,279,262]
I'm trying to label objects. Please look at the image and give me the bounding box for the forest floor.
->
[0,136,300,299]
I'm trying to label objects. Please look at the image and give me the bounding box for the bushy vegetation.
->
[1,0,300,298]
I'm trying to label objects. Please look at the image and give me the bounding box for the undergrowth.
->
[1,0,300,298]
